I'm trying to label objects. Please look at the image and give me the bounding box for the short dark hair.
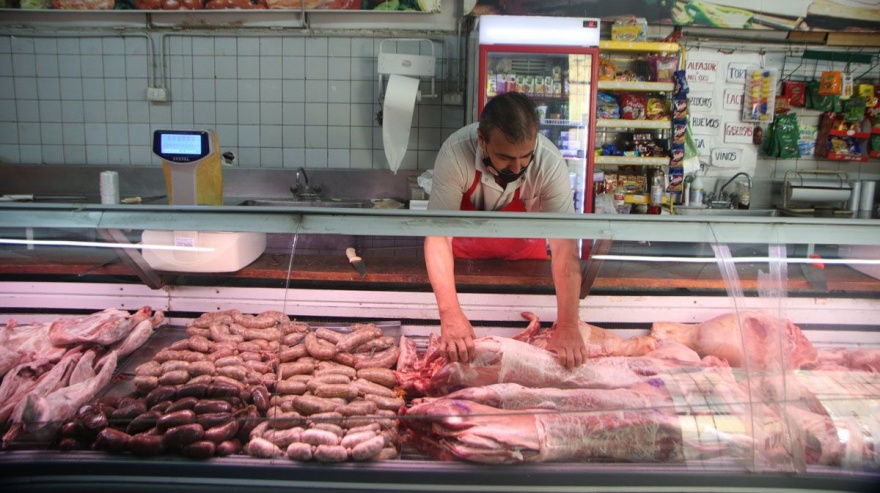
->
[478,92,539,144]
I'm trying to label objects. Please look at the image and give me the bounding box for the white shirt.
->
[428,123,575,214]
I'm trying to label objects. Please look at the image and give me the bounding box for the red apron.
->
[452,171,549,260]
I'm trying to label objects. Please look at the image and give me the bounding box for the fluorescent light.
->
[592,254,880,265]
[0,238,215,252]
[479,15,601,47]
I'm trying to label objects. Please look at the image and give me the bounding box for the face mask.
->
[483,157,528,184]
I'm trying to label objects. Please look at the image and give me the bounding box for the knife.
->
[121,195,167,204]
[0,194,87,202]
[345,247,367,277]
[800,253,827,292]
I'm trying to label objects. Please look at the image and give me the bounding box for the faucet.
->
[291,167,320,200]
[717,172,752,209]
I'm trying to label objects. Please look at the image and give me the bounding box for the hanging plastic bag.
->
[807,79,836,112]
[819,71,842,96]
[763,113,800,159]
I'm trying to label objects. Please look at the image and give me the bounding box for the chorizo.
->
[135,361,162,377]
[188,335,212,353]
[354,346,400,370]
[282,332,307,346]
[216,365,248,382]
[243,360,272,374]
[278,361,314,379]
[132,375,159,394]
[214,355,244,368]
[158,370,191,386]
[276,380,308,396]
[336,326,382,353]
[315,328,344,344]
[286,442,313,461]
[331,352,357,367]
[314,384,358,400]
[207,348,236,362]
[210,323,243,343]
[279,344,308,362]
[353,378,397,398]
[356,368,398,389]
[161,360,190,373]
[293,395,340,416]
[243,327,282,342]
[234,312,277,330]
[313,444,348,463]
[187,374,214,386]
[314,366,357,379]
[187,360,216,377]
[337,400,378,417]
[354,336,395,354]
[301,428,340,446]
[246,437,283,458]
[350,435,385,461]
[304,333,337,360]
[155,349,205,363]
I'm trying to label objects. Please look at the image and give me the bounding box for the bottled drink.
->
[613,180,626,214]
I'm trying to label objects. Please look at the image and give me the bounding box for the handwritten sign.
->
[690,114,721,136]
[685,59,717,84]
[723,89,744,111]
[687,91,714,113]
[692,136,711,156]
[727,63,752,83]
[724,122,755,144]
[711,147,743,168]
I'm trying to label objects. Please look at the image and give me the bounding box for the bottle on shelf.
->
[613,179,627,214]
[648,169,664,215]
[689,173,704,207]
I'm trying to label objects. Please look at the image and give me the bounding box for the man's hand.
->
[439,310,476,363]
[548,321,587,369]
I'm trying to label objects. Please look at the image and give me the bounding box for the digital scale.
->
[143,129,266,273]
[152,129,223,206]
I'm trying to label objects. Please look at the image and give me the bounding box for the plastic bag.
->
[819,71,842,96]
[762,113,800,159]
[417,170,434,195]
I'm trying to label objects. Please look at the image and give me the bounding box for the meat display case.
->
[0,200,879,493]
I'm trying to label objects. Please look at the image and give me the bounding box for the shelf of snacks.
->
[828,128,870,139]
[542,119,587,128]
[596,81,675,92]
[596,156,670,166]
[596,119,671,130]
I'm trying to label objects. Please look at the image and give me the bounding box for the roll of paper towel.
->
[786,180,851,203]
[382,74,420,175]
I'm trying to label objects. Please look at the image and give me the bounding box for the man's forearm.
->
[424,236,461,317]
[549,238,582,326]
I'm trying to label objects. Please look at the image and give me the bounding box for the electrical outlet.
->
[442,92,463,105]
[146,87,168,102]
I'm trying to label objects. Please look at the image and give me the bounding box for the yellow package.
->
[858,84,877,107]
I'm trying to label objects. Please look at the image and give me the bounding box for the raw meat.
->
[513,312,656,358]
[1,321,65,369]
[48,306,153,346]
[402,398,753,464]
[650,311,817,370]
[0,347,83,423]
[3,351,117,446]
[846,348,880,372]
[645,340,702,364]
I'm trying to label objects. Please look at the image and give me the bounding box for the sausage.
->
[238,350,261,362]
[246,437,283,458]
[165,397,198,414]
[127,433,165,457]
[243,327,282,342]
[196,412,233,430]
[188,335,212,353]
[314,366,357,379]
[314,384,358,400]
[315,328,344,344]
[354,347,400,370]
[249,421,271,441]
[159,369,191,386]
[345,423,381,436]
[187,360,216,377]
[313,444,348,463]
[186,326,211,338]
[250,386,271,413]
[236,407,261,442]
[331,352,357,367]
[163,423,205,450]
[244,360,272,374]
[156,409,196,433]
[278,361,314,379]
[312,422,344,438]
[268,411,304,430]
[168,339,192,351]
[210,323,243,344]
[234,313,278,330]
[276,380,308,396]
[135,361,162,377]
[177,382,210,399]
[216,439,241,457]
[356,368,398,389]
[364,394,406,412]
[293,395,340,416]
[188,374,214,386]
[94,428,131,454]
[181,440,216,459]
[204,420,240,444]
[304,333,337,360]
[374,447,399,461]
[145,386,178,409]
[161,360,190,373]
[282,332,307,347]
[353,378,397,398]
[263,427,303,449]
[207,348,236,362]
[279,344,308,363]
[155,349,205,363]
[354,336,396,354]
[337,400,378,417]
[216,365,248,382]
[213,355,243,368]
[206,381,241,398]
[350,435,385,461]
[132,375,159,394]
[336,326,383,353]
[286,442,313,461]
[110,401,147,422]
[340,430,378,449]
[193,399,233,415]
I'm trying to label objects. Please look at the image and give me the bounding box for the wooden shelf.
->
[596,156,670,166]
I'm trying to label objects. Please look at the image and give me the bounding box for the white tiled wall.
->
[0,33,465,170]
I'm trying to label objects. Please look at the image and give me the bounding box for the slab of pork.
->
[48,306,153,346]
[514,312,656,357]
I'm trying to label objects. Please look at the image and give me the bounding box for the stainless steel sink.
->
[238,199,368,208]
[668,206,780,217]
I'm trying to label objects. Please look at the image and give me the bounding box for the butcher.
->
[424,92,587,369]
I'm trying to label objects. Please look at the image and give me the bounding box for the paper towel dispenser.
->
[377,38,437,103]
[781,170,853,217]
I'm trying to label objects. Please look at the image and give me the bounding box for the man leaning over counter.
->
[424,92,587,369]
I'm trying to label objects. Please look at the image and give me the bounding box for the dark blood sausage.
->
[207,382,241,399]
[251,386,271,414]
[193,399,233,415]
[157,409,197,433]
[145,386,178,409]
[177,382,210,399]
[166,397,199,414]
[204,420,240,444]
[110,401,147,422]
[94,428,131,454]
[181,440,217,459]
[128,434,165,457]
[196,412,233,430]
[216,439,242,457]
[163,423,205,451]
[126,410,162,435]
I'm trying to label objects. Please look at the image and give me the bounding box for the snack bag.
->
[819,71,842,96]
[645,97,668,120]
[782,80,806,107]
[841,96,867,123]
[597,92,620,119]
[672,94,688,118]
[807,79,836,112]
[619,92,646,120]
[672,118,687,144]
[646,54,679,82]
[673,70,689,94]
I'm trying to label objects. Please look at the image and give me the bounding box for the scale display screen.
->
[153,130,211,163]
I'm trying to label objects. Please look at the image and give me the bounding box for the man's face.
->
[478,127,537,177]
